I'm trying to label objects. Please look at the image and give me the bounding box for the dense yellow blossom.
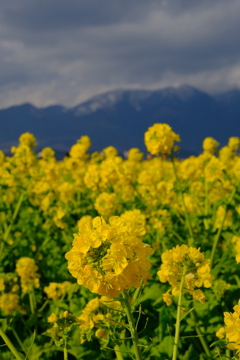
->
[232,235,240,263]
[228,137,240,151]
[102,146,118,158]
[158,245,214,305]
[19,132,37,147]
[41,147,55,160]
[44,281,72,300]
[216,300,240,353]
[77,215,93,231]
[95,328,108,340]
[0,293,20,315]
[204,156,225,182]
[212,279,231,299]
[94,192,120,219]
[1,124,240,357]
[202,137,219,153]
[120,209,146,228]
[0,278,5,291]
[144,123,180,155]
[127,148,143,162]
[66,216,153,298]
[16,257,40,293]
[77,296,121,343]
[214,206,232,229]
[48,313,58,323]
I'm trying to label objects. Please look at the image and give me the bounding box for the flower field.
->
[1,124,240,359]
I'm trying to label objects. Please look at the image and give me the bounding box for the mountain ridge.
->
[1,85,240,158]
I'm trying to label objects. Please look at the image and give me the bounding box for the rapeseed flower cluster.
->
[202,137,219,154]
[78,296,121,343]
[16,257,40,293]
[144,123,180,155]
[44,281,73,300]
[1,125,240,359]
[216,300,240,354]
[158,245,214,305]
[0,293,20,315]
[232,235,240,263]
[65,216,153,298]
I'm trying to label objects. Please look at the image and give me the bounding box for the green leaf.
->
[179,344,200,360]
[41,332,56,339]
[157,335,173,358]
[180,307,194,322]
[54,338,64,347]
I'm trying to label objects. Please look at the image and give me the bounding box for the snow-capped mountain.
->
[1,85,240,158]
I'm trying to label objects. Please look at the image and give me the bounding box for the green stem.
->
[210,179,239,268]
[114,344,124,360]
[172,270,186,360]
[0,192,25,263]
[190,311,211,357]
[4,192,25,242]
[64,345,68,360]
[210,209,227,268]
[171,155,194,245]
[63,316,68,360]
[38,299,49,313]
[122,291,142,360]
[132,286,142,309]
[11,329,26,355]
[29,291,35,314]
[225,347,230,358]
[77,191,80,203]
[0,242,4,264]
[0,326,23,360]
[171,229,185,244]
[204,179,209,230]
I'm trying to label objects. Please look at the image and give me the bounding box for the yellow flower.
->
[48,313,58,323]
[77,216,93,231]
[192,289,206,303]
[144,123,180,155]
[204,156,225,182]
[228,137,240,151]
[202,137,219,153]
[0,278,5,291]
[232,235,240,262]
[216,300,240,354]
[66,216,153,297]
[162,290,172,306]
[95,328,108,340]
[69,142,89,159]
[120,209,146,228]
[19,132,37,147]
[127,148,143,162]
[0,293,20,315]
[94,192,120,219]
[214,206,232,229]
[158,245,213,306]
[16,257,40,293]
[216,327,226,339]
[44,282,72,301]
[102,146,118,158]
[41,147,55,160]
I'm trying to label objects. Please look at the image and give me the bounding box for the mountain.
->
[1,85,240,158]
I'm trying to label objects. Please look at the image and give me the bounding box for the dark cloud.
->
[0,0,240,107]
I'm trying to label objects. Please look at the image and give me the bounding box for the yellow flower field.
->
[0,124,240,359]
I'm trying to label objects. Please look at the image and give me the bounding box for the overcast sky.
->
[1,0,240,108]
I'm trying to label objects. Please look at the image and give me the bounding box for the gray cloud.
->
[0,0,240,108]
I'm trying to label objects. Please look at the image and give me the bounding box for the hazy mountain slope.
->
[1,85,240,156]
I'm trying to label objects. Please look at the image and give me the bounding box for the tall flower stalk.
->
[122,291,143,360]
[172,268,186,360]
